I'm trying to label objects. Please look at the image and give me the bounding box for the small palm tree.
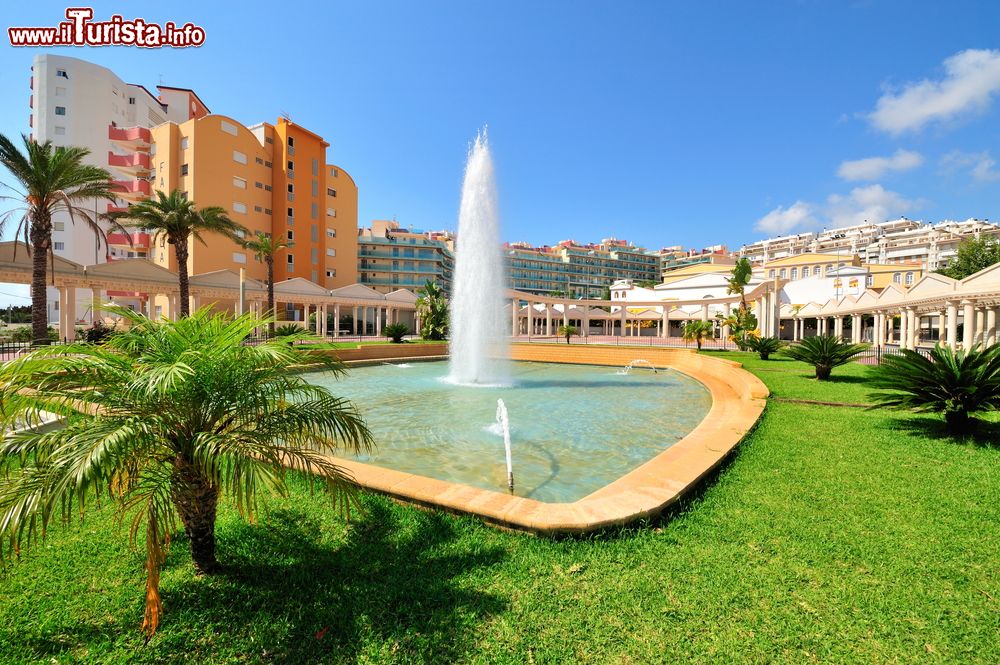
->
[682,320,715,350]
[782,334,868,380]
[0,307,372,637]
[115,190,247,317]
[415,280,448,340]
[727,257,753,311]
[0,134,122,344]
[243,232,291,335]
[383,322,409,343]
[557,324,578,345]
[746,335,783,360]
[868,344,1000,434]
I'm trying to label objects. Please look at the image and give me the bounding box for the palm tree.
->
[782,334,868,380]
[682,320,715,350]
[0,134,121,344]
[243,231,291,334]
[746,335,783,360]
[0,306,372,636]
[115,190,247,317]
[415,280,448,340]
[727,257,753,311]
[557,324,578,345]
[383,322,409,343]
[868,344,1000,434]
[725,258,757,349]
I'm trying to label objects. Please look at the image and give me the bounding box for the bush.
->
[557,324,578,345]
[746,335,782,360]
[82,320,115,344]
[682,320,714,350]
[274,323,302,337]
[868,344,1000,434]
[383,323,409,343]
[782,335,868,380]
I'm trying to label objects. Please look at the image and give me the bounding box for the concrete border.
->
[321,344,768,534]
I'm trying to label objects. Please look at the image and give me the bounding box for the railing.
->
[855,345,932,365]
[107,125,151,144]
[512,333,734,350]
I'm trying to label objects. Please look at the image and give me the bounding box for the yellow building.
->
[759,252,923,290]
[147,115,359,317]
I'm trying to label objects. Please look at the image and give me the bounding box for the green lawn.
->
[1,353,997,663]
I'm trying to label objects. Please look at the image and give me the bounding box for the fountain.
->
[447,130,509,386]
[617,359,659,375]
[496,398,514,492]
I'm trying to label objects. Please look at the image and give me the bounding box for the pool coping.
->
[319,345,769,535]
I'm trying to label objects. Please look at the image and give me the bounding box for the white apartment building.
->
[739,218,1000,271]
[29,54,202,326]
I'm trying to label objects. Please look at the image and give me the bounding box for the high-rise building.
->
[357,220,455,294]
[505,238,659,298]
[25,54,358,322]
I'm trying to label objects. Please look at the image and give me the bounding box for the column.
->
[834,316,843,340]
[320,304,327,337]
[511,300,518,336]
[975,308,985,345]
[852,314,861,343]
[700,303,709,322]
[376,306,383,337]
[334,304,341,337]
[938,310,947,344]
[545,307,552,336]
[526,302,534,338]
[962,300,975,349]
[721,303,731,342]
[946,301,958,350]
[898,309,909,349]
[57,287,69,340]
[582,307,589,338]
[986,307,997,347]
[169,294,178,322]
[874,312,883,347]
[818,317,826,336]
[619,306,626,337]
[905,308,917,349]
[562,303,569,328]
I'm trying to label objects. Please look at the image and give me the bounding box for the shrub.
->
[82,320,115,344]
[746,335,782,360]
[868,344,1000,434]
[682,320,715,350]
[383,322,409,343]
[782,335,868,380]
[274,323,302,337]
[557,324,578,345]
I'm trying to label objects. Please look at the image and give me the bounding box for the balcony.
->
[111,179,151,201]
[108,125,151,149]
[107,203,128,214]
[107,231,150,249]
[107,151,150,175]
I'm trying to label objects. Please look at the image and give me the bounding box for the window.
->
[232,150,247,164]
[54,241,65,250]
[768,269,775,278]
[287,136,294,147]
[287,254,294,264]
[326,208,336,218]
[220,120,238,136]
[287,160,294,171]
[310,224,318,242]
[326,228,336,238]
[865,275,874,287]
[128,96,135,104]
[311,159,318,176]
[233,176,247,189]
[790,268,798,279]
[265,136,273,145]
[813,266,821,276]
[287,230,294,241]
[905,272,914,285]
[264,184,272,192]
[55,106,66,116]
[326,270,336,278]
[54,222,65,231]
[264,208,272,215]
[330,167,339,177]
[893,272,901,284]
[55,86,66,97]
[326,248,336,257]
[255,157,264,165]
[311,180,318,197]
[180,164,189,176]
[232,252,247,264]
[311,248,318,265]
[56,69,68,78]
[54,126,66,135]
[254,205,263,213]
[327,188,336,197]
[311,203,318,220]
[232,202,247,214]
[779,268,786,279]
[264,161,272,168]
[255,181,263,189]
[181,137,189,150]
[287,184,294,193]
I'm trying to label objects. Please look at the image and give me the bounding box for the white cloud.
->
[941,150,1000,182]
[826,184,918,228]
[756,185,920,234]
[755,201,816,233]
[837,149,923,181]
[868,49,1000,134]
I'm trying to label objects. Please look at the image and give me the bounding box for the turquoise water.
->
[304,361,712,503]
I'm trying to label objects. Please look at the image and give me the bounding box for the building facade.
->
[506,237,659,299]
[357,220,455,295]
[739,218,1000,271]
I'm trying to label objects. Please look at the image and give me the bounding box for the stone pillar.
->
[898,309,909,349]
[375,306,383,337]
[582,307,589,337]
[946,301,959,350]
[852,314,861,343]
[334,304,341,337]
[986,307,997,347]
[721,303,731,342]
[511,300,518,336]
[619,306,626,337]
[962,300,975,349]
[938,311,947,344]
[562,303,569,329]
[700,303,709,322]
[834,316,843,340]
[169,294,178,322]
[975,308,985,345]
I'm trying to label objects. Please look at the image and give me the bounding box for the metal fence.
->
[854,344,932,365]
[512,334,735,350]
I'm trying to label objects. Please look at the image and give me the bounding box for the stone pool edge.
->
[315,345,768,535]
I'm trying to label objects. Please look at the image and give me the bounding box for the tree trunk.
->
[816,365,832,380]
[266,256,275,335]
[171,458,221,575]
[176,236,190,317]
[944,410,972,435]
[29,212,52,345]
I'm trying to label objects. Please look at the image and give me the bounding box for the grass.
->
[0,353,997,663]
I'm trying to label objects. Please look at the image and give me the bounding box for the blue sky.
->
[1,1,999,305]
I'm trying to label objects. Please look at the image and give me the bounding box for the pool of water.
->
[304,361,712,503]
